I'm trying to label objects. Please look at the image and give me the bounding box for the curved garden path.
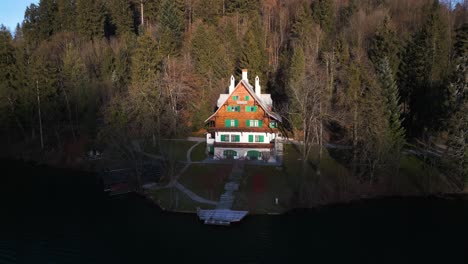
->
[142,138,219,205]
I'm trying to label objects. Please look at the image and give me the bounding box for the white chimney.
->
[229,75,235,94]
[255,76,261,96]
[242,69,248,82]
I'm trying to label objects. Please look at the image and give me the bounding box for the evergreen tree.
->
[22,4,41,47]
[447,23,468,112]
[191,25,230,80]
[376,58,406,154]
[195,0,222,25]
[238,16,267,80]
[312,0,334,34]
[225,0,259,14]
[76,0,105,40]
[159,0,184,55]
[290,3,314,47]
[369,16,400,75]
[131,31,161,83]
[107,0,135,36]
[287,44,305,129]
[0,27,18,128]
[57,0,76,32]
[444,100,468,190]
[37,0,59,39]
[398,1,450,137]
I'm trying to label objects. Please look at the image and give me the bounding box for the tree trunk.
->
[61,82,76,141]
[7,97,26,140]
[36,81,44,150]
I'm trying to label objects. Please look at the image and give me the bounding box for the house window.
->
[225,119,238,127]
[245,106,257,112]
[255,135,265,142]
[232,95,239,100]
[245,95,250,101]
[269,121,277,128]
[248,135,265,143]
[220,134,240,142]
[223,150,237,159]
[227,106,240,112]
[246,120,263,127]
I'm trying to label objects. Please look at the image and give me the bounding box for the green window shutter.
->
[259,135,264,142]
[234,135,240,142]
[227,106,231,112]
[234,120,238,127]
[246,120,250,127]
[236,106,240,112]
[245,95,249,101]
[248,135,254,142]
[258,120,263,127]
[221,135,226,141]
[246,106,250,112]
[253,106,258,112]
[225,120,230,127]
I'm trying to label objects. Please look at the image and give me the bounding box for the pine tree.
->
[290,3,314,47]
[159,0,184,55]
[369,16,400,74]
[444,100,468,190]
[191,25,230,80]
[225,0,259,14]
[107,0,135,36]
[238,16,267,80]
[312,0,334,34]
[376,58,406,154]
[57,0,76,32]
[76,0,105,40]
[0,27,18,127]
[447,23,468,112]
[195,0,223,25]
[131,31,161,83]
[37,0,59,40]
[287,44,305,129]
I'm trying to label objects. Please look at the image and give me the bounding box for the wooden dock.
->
[197,208,248,226]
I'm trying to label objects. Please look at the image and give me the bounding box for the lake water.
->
[2,159,468,263]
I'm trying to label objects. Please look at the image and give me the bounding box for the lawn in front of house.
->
[190,142,207,161]
[234,144,353,213]
[149,188,216,211]
[178,163,233,201]
[143,139,195,161]
[234,165,292,214]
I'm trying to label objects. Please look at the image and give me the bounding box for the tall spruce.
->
[159,0,184,55]
[311,0,334,34]
[238,16,267,80]
[107,0,136,36]
[76,0,105,40]
[377,58,405,154]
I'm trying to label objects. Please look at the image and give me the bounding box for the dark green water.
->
[2,159,468,263]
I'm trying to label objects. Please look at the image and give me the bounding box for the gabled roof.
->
[205,79,282,123]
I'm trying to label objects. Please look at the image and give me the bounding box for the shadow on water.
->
[2,159,468,263]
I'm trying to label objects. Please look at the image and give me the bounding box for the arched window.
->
[223,150,237,159]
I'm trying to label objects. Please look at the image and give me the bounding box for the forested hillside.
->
[0,0,466,187]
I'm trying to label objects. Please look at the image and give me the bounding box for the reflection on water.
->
[2,159,468,263]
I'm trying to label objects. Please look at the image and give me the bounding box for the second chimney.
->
[255,76,261,96]
[229,75,235,94]
[242,69,248,82]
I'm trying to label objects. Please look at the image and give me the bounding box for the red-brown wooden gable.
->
[212,82,271,129]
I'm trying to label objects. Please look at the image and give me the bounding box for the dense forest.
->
[0,0,466,189]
